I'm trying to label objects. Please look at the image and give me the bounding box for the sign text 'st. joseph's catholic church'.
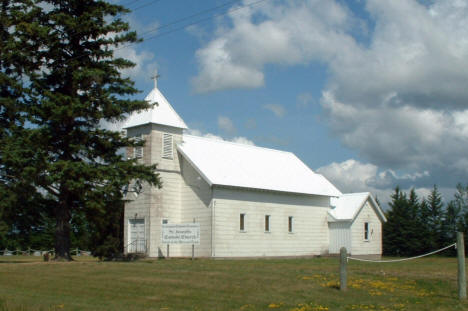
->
[162,223,200,245]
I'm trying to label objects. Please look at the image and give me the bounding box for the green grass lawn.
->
[0,256,467,311]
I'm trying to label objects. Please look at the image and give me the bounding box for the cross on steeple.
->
[151,69,160,89]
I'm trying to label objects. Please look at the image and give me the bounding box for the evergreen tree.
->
[0,179,54,250]
[454,183,468,231]
[0,0,160,260]
[383,187,428,256]
[441,200,461,255]
[87,198,124,260]
[406,188,425,254]
[0,1,43,249]
[422,185,444,251]
[383,187,410,256]
[445,184,468,248]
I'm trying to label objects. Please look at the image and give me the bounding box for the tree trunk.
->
[54,199,72,261]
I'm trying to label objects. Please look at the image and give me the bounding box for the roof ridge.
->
[182,134,294,155]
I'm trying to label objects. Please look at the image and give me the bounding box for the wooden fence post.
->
[340,247,347,291]
[457,232,466,300]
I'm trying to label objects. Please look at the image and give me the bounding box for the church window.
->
[364,222,369,241]
[240,213,245,231]
[265,215,270,232]
[288,216,293,233]
[162,133,173,159]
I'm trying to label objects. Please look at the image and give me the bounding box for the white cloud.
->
[317,159,381,193]
[317,159,429,192]
[192,0,468,188]
[218,115,236,134]
[263,104,285,117]
[104,15,159,83]
[192,0,359,93]
[192,38,264,92]
[321,91,468,184]
[231,136,255,145]
[187,129,254,145]
[317,159,434,209]
[114,46,157,81]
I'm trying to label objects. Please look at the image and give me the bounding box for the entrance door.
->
[129,219,146,253]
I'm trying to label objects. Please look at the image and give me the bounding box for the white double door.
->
[129,219,146,253]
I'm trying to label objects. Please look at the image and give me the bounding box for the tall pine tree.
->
[0,0,160,260]
[383,187,426,256]
[406,188,425,254]
[421,185,444,252]
[383,187,410,256]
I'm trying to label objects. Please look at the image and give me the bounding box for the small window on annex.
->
[288,216,293,233]
[364,222,369,240]
[265,215,270,232]
[240,214,245,231]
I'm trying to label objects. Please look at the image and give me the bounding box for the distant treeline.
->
[0,198,124,259]
[383,183,468,256]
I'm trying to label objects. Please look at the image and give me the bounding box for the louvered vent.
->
[134,136,143,159]
[162,133,173,159]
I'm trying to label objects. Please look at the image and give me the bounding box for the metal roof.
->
[123,87,188,129]
[328,192,387,222]
[177,135,342,197]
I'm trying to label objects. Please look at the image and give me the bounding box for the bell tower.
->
[123,73,187,257]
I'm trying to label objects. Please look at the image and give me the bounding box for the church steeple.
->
[123,74,188,130]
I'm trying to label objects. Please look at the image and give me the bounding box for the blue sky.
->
[112,0,468,204]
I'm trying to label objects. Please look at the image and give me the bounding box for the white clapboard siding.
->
[123,122,153,251]
[149,124,183,171]
[176,157,212,257]
[350,202,382,255]
[123,179,153,255]
[124,124,185,257]
[149,170,183,257]
[328,222,352,254]
[212,188,330,257]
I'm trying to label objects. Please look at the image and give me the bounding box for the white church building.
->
[122,81,386,258]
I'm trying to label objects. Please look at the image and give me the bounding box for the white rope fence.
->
[347,243,457,263]
[339,233,467,300]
